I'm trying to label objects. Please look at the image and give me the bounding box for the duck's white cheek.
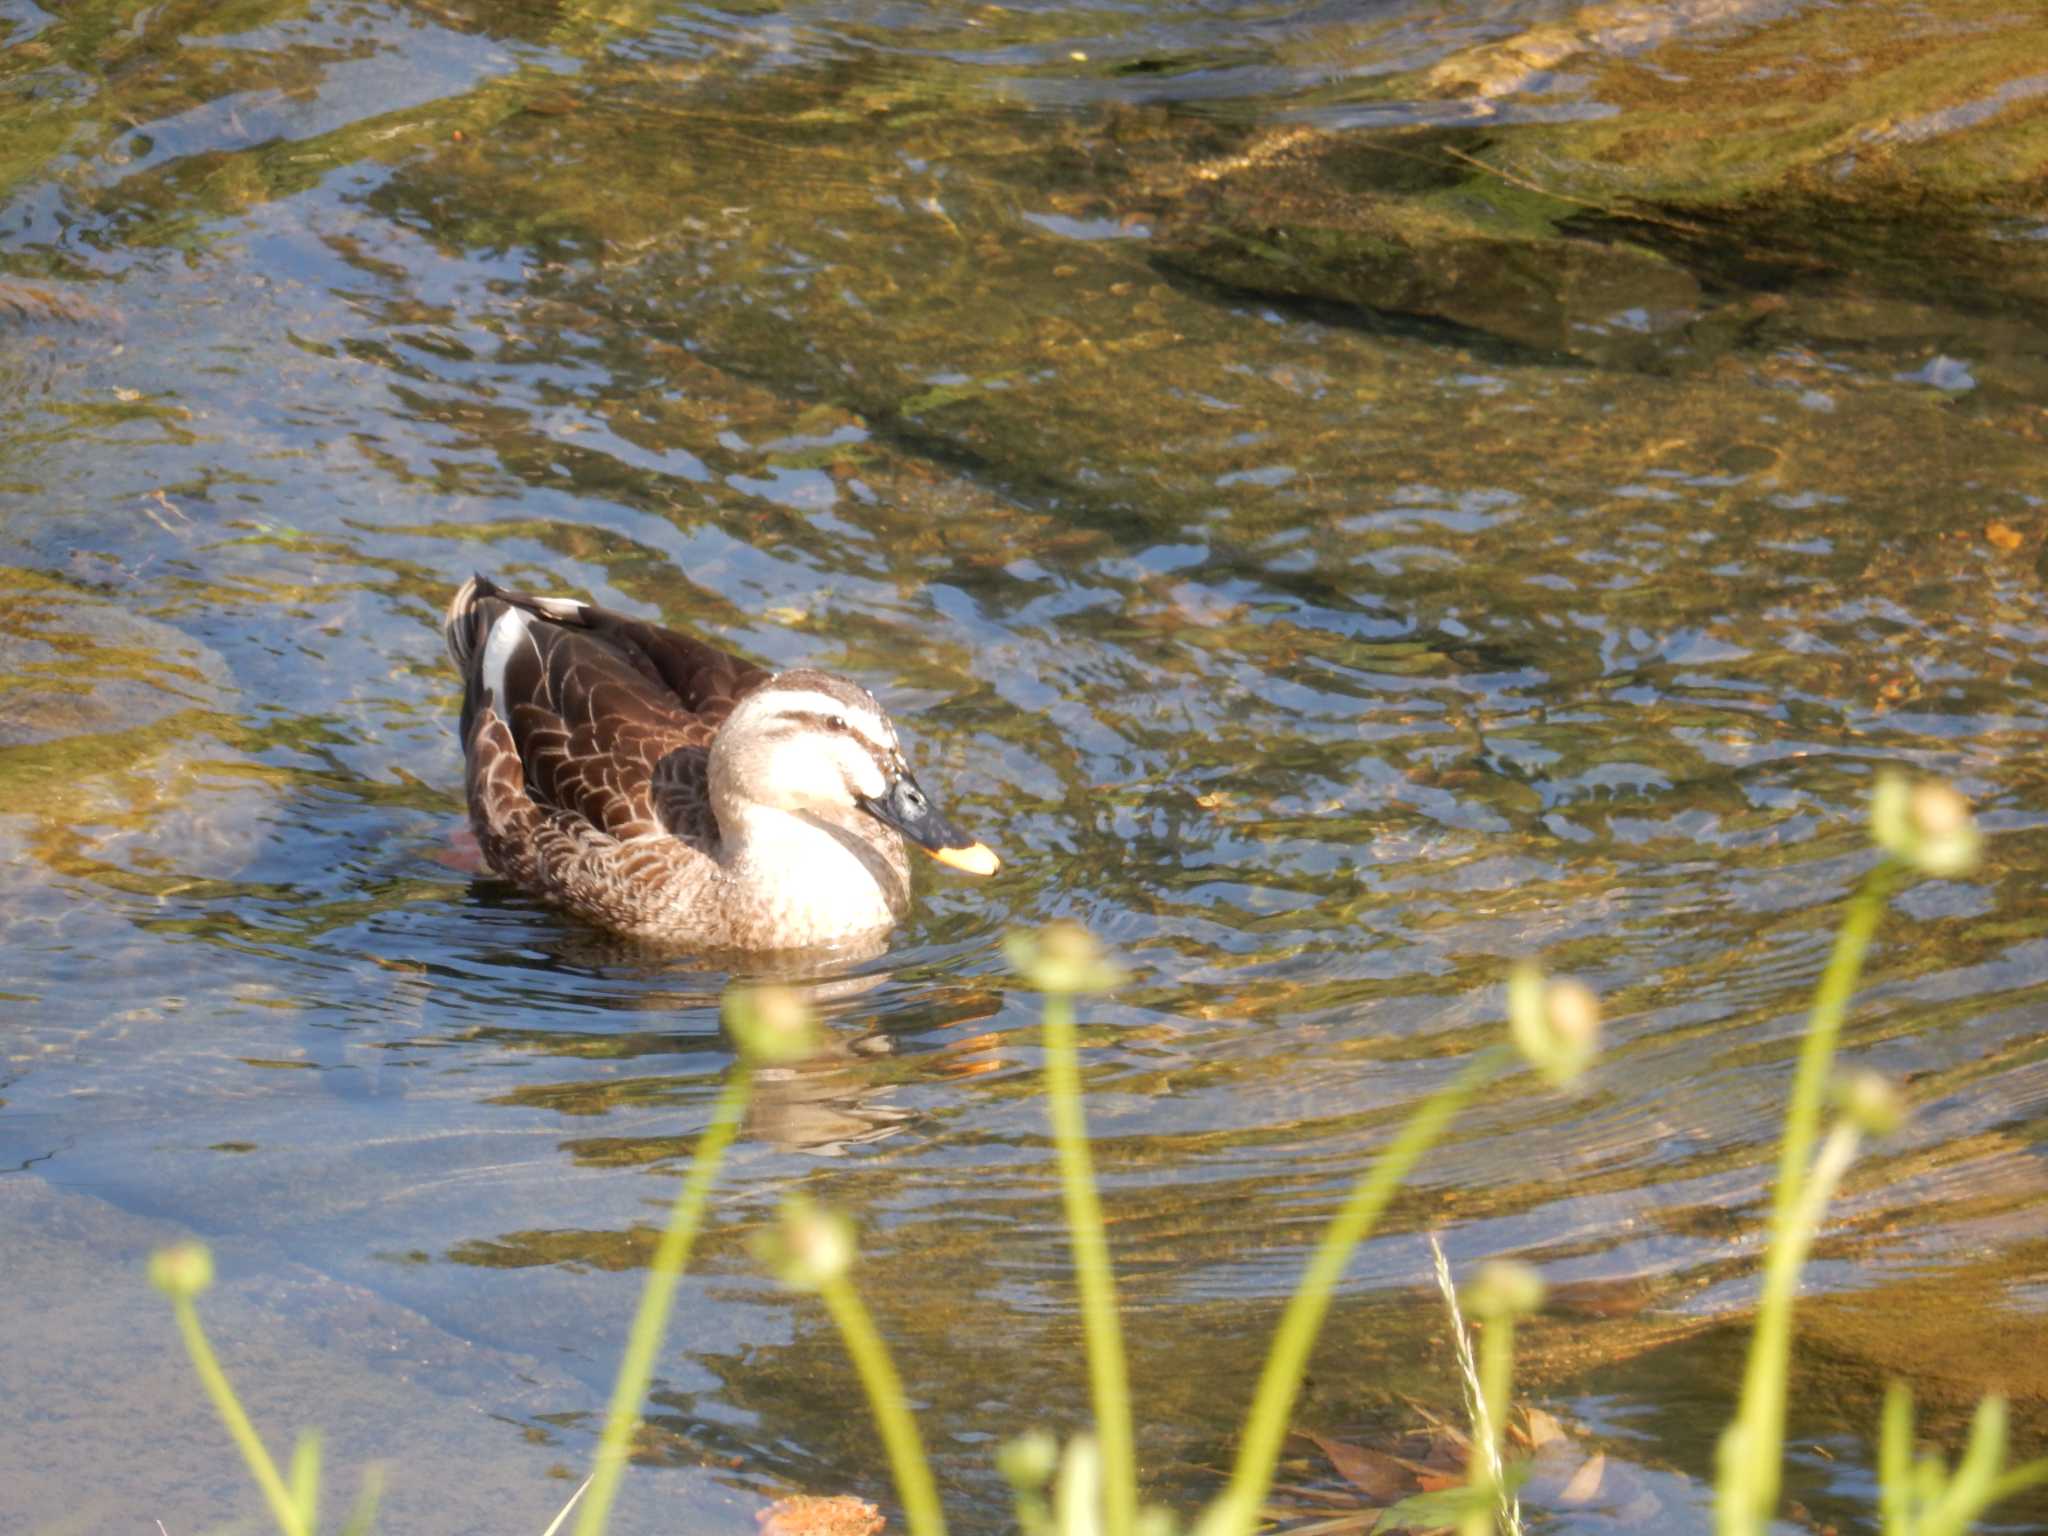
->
[760,750,828,806]
[848,753,889,801]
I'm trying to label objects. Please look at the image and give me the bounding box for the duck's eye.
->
[827,715,848,733]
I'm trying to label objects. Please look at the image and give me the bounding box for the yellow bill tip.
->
[929,841,1001,876]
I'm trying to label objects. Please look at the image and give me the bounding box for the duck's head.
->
[710,669,1000,876]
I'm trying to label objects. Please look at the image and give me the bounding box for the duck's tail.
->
[446,574,603,676]
[443,573,504,674]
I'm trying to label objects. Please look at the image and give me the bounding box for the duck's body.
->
[442,576,996,949]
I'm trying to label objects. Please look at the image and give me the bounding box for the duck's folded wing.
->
[559,602,772,725]
[448,577,758,846]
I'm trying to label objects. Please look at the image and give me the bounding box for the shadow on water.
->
[4,0,2048,1530]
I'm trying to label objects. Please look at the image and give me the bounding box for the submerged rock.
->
[1146,127,1703,368]
[1133,0,2048,374]
[0,568,233,747]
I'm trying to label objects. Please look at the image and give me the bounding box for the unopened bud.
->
[1910,783,1968,839]
[1466,1260,1546,1320]
[1547,980,1600,1052]
[1871,772,1981,877]
[1004,922,1125,994]
[998,1429,1060,1492]
[725,986,820,1067]
[754,1195,855,1292]
[1836,1069,1907,1137]
[1508,963,1601,1088]
[148,1241,215,1300]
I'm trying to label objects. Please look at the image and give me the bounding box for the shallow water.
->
[4,0,2048,1531]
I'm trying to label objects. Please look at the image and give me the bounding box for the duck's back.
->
[443,576,772,910]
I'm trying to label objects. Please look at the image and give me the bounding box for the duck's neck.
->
[717,804,911,946]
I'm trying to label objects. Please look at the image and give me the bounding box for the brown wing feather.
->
[564,605,773,726]
[648,745,715,844]
[444,575,769,866]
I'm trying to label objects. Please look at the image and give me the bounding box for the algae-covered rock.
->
[0,568,253,940]
[1148,128,1702,366]
[0,566,232,746]
[1139,0,2048,371]
[1424,0,2048,207]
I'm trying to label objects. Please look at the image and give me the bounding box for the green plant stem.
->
[169,1295,308,1536]
[576,1068,753,1536]
[1057,1438,1104,1536]
[1718,859,1896,1536]
[287,1432,320,1536]
[337,1466,383,1536]
[1926,1397,2007,1536]
[1460,1313,1518,1536]
[819,1273,948,1536]
[1040,987,1137,1536]
[1983,1460,2048,1505]
[1210,1046,1509,1536]
[1721,1119,1862,1536]
[1769,860,1896,1244]
[1879,1383,1912,1536]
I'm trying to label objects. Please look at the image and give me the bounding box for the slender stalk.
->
[1720,1121,1863,1536]
[169,1296,308,1536]
[1926,1397,2007,1536]
[1982,1461,2048,1506]
[543,1475,595,1536]
[1460,1309,1519,1536]
[1878,1383,1912,1536]
[1056,1439,1103,1536]
[287,1432,320,1536]
[576,1068,754,1536]
[818,1273,949,1536]
[1718,859,1896,1536]
[336,1468,383,1536]
[1040,987,1137,1536]
[1209,1046,1509,1536]
[1768,861,1896,1242]
[1431,1237,1520,1536]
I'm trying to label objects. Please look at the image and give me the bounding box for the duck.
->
[442,575,999,949]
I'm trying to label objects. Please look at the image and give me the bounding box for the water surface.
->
[4,1,2048,1531]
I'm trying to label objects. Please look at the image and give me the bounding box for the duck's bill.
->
[859,774,1002,877]
[929,840,1001,876]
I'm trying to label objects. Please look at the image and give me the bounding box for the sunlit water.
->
[4,1,2047,1531]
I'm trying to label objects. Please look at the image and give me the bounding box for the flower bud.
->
[1004,923,1125,994]
[1871,772,1981,877]
[998,1429,1060,1492]
[1465,1259,1546,1320]
[725,986,820,1067]
[1835,1069,1907,1137]
[148,1241,215,1300]
[754,1195,856,1292]
[1507,962,1601,1088]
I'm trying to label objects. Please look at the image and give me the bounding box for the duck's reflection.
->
[511,907,898,981]
[744,1022,913,1156]
[485,921,986,1155]
[437,894,1010,1201]
[441,953,982,1275]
